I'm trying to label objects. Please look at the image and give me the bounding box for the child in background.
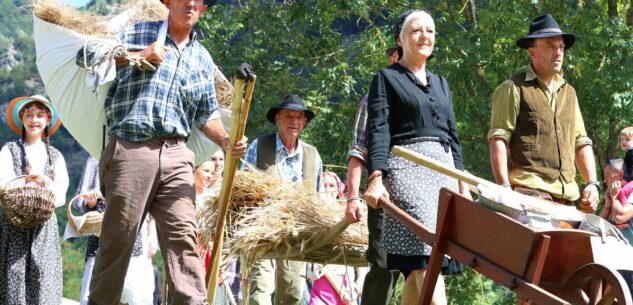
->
[308,171,365,305]
[621,126,633,184]
[0,95,69,304]
[194,149,242,305]
[612,127,633,225]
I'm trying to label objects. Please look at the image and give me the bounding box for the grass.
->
[62,239,86,301]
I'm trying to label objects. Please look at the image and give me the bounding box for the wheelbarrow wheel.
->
[562,263,632,305]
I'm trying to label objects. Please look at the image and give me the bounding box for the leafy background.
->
[1,0,632,303]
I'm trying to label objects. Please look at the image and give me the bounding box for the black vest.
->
[255,134,319,191]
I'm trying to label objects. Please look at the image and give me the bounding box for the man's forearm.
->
[347,157,365,197]
[576,145,597,183]
[489,138,510,185]
[200,117,230,149]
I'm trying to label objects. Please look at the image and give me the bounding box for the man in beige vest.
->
[488,14,599,212]
[242,94,323,305]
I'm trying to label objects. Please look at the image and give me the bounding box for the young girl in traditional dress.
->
[0,95,69,304]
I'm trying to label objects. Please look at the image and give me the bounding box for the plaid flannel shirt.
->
[347,94,369,162]
[77,21,217,142]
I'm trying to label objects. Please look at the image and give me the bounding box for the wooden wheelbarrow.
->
[377,146,633,305]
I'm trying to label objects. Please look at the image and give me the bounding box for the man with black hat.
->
[488,14,599,212]
[242,94,323,305]
[76,0,245,304]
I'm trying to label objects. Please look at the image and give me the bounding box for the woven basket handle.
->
[67,193,105,231]
[3,175,28,189]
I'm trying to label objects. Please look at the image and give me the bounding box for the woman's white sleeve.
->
[0,145,17,187]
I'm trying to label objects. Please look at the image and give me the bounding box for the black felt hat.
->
[266,94,315,124]
[516,14,576,50]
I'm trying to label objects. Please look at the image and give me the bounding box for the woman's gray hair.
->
[396,9,434,42]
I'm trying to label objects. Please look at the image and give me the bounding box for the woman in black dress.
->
[363,10,471,305]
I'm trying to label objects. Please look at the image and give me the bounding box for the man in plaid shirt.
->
[76,0,246,304]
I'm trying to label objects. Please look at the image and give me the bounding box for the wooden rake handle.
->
[207,64,256,304]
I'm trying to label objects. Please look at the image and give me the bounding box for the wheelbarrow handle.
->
[378,195,436,244]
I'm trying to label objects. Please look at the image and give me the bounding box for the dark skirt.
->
[0,208,62,305]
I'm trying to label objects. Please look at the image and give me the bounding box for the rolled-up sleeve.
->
[75,31,125,69]
[366,72,390,173]
[488,80,520,142]
[347,94,369,163]
[194,61,218,128]
[573,99,593,149]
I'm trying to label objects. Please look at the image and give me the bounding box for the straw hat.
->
[7,95,61,136]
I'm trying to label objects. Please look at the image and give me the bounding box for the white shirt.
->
[0,140,69,207]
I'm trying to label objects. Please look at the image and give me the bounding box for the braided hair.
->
[18,129,31,175]
[44,127,56,181]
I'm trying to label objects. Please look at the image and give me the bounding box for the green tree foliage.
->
[198,0,632,302]
[199,0,632,178]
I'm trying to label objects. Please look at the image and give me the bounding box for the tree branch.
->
[607,0,618,18]
[626,0,633,29]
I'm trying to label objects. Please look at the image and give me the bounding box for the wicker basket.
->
[67,193,104,236]
[0,175,56,228]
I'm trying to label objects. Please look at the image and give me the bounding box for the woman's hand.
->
[363,171,389,209]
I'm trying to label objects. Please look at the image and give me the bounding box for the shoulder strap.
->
[301,141,318,191]
[256,134,277,171]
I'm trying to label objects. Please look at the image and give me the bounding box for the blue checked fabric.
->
[77,21,217,142]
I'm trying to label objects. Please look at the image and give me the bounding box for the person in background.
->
[618,127,633,195]
[0,95,69,304]
[599,159,633,243]
[345,45,401,305]
[70,156,158,305]
[242,94,323,305]
[309,171,365,305]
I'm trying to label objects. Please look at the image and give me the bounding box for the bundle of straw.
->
[198,168,368,266]
[32,0,167,37]
[32,0,234,108]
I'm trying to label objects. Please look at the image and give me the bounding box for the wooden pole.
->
[390,145,585,222]
[207,67,256,304]
[391,145,492,187]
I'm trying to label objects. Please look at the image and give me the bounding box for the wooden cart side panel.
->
[439,188,538,277]
[441,240,570,305]
[537,230,595,290]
